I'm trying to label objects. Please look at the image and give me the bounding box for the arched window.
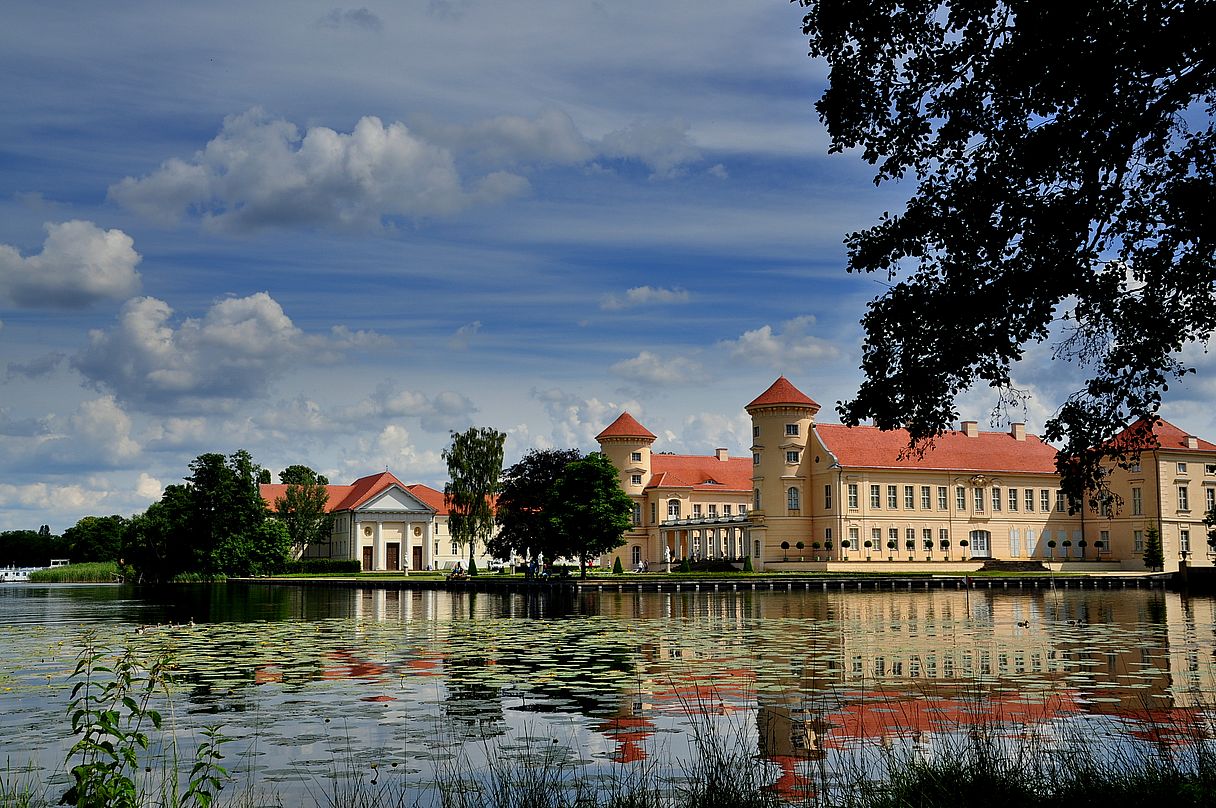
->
[787,487,800,511]
[753,489,761,510]
[667,499,680,519]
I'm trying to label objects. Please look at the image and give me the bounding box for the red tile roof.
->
[647,454,753,492]
[596,412,657,441]
[746,377,820,411]
[404,483,448,515]
[1110,417,1216,453]
[815,423,1060,474]
[260,471,424,513]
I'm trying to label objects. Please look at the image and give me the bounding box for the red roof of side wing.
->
[647,454,753,492]
[815,424,1060,474]
[1110,417,1216,452]
[259,471,414,513]
[596,412,657,441]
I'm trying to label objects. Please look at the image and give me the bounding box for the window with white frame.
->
[1056,490,1066,512]
[888,527,899,543]
[1041,489,1051,511]
[992,487,1002,511]
[450,541,459,555]
[871,527,881,544]
[871,485,882,508]
[1179,485,1190,511]
[650,502,657,523]
[1207,487,1215,513]
[785,423,799,436]
[692,504,702,517]
[1178,462,1189,474]
[938,486,948,509]
[1134,530,1144,553]
[1207,463,1216,476]
[1008,488,1018,511]
[723,504,732,515]
[1025,489,1035,511]
[753,489,761,510]
[631,474,642,486]
[887,485,898,509]
[849,526,859,543]
[787,487,800,511]
[904,485,914,508]
[1100,529,1109,550]
[848,483,858,508]
[956,487,966,510]
[825,528,832,541]
[708,504,718,517]
[940,528,949,544]
[786,450,800,464]
[824,484,832,510]
[632,503,641,525]
[631,451,642,462]
[921,486,931,509]
[753,425,760,438]
[1181,529,1191,553]
[668,499,681,519]
[973,487,984,512]
[739,503,748,514]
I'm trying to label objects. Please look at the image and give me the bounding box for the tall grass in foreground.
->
[28,563,119,583]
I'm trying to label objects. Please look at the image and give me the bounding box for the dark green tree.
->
[491,448,581,564]
[279,465,329,486]
[61,515,127,563]
[257,468,271,485]
[1142,525,1164,572]
[0,529,65,566]
[548,452,633,579]
[443,427,506,573]
[797,0,1216,507]
[1205,505,1216,551]
[125,450,281,581]
[273,465,333,554]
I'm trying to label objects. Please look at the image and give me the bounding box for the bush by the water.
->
[282,558,362,574]
[612,556,624,574]
[27,562,119,583]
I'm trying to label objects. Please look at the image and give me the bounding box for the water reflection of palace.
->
[239,588,1216,798]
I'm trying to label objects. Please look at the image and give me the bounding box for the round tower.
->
[596,412,657,570]
[745,377,820,569]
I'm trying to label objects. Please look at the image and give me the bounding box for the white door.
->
[970,530,991,558]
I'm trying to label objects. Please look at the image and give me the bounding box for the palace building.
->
[599,377,1215,573]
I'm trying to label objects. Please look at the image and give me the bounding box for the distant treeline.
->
[0,517,124,568]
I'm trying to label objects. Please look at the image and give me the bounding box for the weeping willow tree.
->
[443,427,506,572]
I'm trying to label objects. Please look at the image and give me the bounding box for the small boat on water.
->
[0,566,39,582]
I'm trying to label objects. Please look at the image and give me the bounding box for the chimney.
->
[1010,423,1026,441]
[961,420,979,438]
[1187,435,1199,449]
[715,448,729,461]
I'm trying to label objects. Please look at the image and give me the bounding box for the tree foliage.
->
[797,0,1216,506]
[62,515,127,563]
[548,452,633,578]
[274,465,333,553]
[490,448,582,563]
[0,528,66,566]
[125,450,284,581]
[443,426,506,568]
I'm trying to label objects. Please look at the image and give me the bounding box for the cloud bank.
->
[0,221,141,308]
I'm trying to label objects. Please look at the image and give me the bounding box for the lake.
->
[1,582,1214,803]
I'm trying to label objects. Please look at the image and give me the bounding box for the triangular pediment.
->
[357,485,435,514]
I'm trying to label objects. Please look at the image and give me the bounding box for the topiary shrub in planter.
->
[468,557,479,576]
[612,556,624,575]
[678,558,691,573]
[742,555,754,572]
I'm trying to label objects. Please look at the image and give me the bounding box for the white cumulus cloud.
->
[0,221,141,308]
[718,315,842,369]
[73,292,383,412]
[600,285,690,310]
[533,387,642,449]
[135,472,163,500]
[610,350,705,385]
[108,108,529,231]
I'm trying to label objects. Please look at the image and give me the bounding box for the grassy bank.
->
[27,562,119,584]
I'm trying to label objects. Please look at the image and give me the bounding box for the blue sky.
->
[3,1,1215,532]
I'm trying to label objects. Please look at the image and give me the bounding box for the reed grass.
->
[27,562,119,584]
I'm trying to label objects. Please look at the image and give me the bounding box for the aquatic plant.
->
[27,563,119,584]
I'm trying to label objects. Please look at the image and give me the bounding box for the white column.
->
[374,521,384,571]
[422,520,433,570]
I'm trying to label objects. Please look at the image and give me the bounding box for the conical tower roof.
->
[596,412,657,442]
[745,376,820,412]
